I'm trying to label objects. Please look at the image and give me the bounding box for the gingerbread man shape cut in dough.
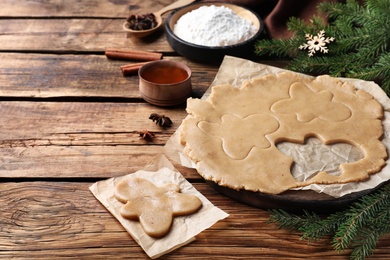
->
[271,81,352,122]
[198,113,279,160]
[115,177,202,238]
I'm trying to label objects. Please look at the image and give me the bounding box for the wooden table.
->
[1,0,389,259]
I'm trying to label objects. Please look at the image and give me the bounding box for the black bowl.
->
[165,2,264,63]
[206,180,388,214]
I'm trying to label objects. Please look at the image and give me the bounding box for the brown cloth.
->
[203,0,351,39]
[262,0,337,39]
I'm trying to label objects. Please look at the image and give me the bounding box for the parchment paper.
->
[89,153,229,259]
[163,55,390,198]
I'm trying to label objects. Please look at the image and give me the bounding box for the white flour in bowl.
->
[173,5,257,47]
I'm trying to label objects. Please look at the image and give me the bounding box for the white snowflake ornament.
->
[299,30,335,57]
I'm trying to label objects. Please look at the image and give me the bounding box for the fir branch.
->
[254,0,390,94]
[319,0,365,27]
[285,16,310,36]
[350,227,382,260]
[287,53,356,77]
[350,209,390,260]
[268,209,319,230]
[254,38,301,58]
[347,52,390,92]
[299,211,349,241]
[268,184,390,260]
[333,185,390,252]
[366,0,390,17]
[288,16,328,35]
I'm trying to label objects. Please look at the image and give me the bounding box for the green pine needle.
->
[254,0,390,95]
[268,184,390,260]
[350,228,381,260]
[268,209,320,230]
[299,210,349,242]
[333,185,390,252]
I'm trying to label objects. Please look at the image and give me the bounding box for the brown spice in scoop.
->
[127,13,157,31]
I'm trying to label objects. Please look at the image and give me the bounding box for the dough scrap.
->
[180,72,387,194]
[115,177,202,238]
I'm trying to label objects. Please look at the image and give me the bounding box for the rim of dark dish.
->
[165,2,265,63]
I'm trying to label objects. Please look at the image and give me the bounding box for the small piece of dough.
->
[180,72,387,194]
[114,177,202,238]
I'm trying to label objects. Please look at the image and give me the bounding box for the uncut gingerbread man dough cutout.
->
[115,177,202,238]
[180,72,387,195]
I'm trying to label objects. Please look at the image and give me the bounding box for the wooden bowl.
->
[123,21,162,38]
[138,60,192,106]
[165,2,264,63]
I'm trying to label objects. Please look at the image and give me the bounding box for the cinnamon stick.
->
[105,48,162,61]
[120,62,149,76]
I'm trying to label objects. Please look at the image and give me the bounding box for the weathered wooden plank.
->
[0,246,356,260]
[0,18,277,60]
[0,101,185,140]
[0,145,159,178]
[0,143,201,179]
[0,19,171,52]
[2,182,381,259]
[0,0,173,18]
[0,101,192,178]
[0,53,218,98]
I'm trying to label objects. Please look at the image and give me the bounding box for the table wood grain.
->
[0,0,389,259]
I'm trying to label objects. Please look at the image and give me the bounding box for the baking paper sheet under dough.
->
[89,153,229,259]
[164,56,390,198]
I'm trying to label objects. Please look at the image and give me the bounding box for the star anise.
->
[149,113,172,128]
[139,129,154,140]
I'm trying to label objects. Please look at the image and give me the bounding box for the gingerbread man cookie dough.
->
[115,177,202,238]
